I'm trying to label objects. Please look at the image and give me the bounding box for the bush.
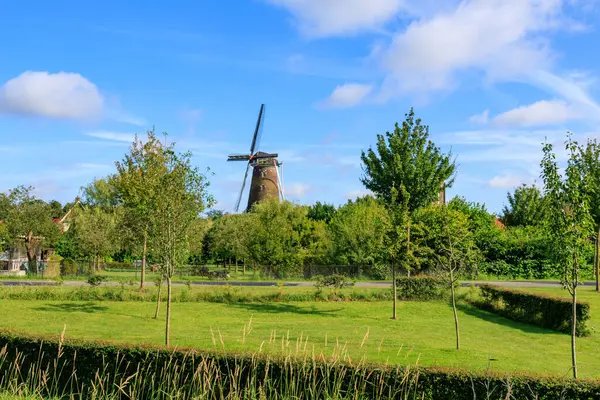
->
[87,275,107,287]
[314,274,355,289]
[0,330,599,400]
[368,263,389,280]
[474,285,591,336]
[396,276,446,301]
[60,259,78,276]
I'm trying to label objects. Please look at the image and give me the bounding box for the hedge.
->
[475,285,591,337]
[1,330,598,399]
[396,276,446,300]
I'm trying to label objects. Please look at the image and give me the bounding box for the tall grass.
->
[0,286,394,304]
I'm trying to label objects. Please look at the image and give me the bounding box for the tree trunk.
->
[235,258,238,274]
[243,260,246,275]
[154,276,162,319]
[141,229,148,289]
[25,242,37,275]
[165,274,173,346]
[391,265,397,320]
[594,227,600,292]
[451,277,460,350]
[572,288,578,379]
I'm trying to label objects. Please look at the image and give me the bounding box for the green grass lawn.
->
[1,292,600,379]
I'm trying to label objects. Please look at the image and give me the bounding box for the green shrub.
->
[368,263,389,280]
[0,330,598,400]
[60,259,78,276]
[86,275,106,287]
[396,276,446,301]
[314,274,355,289]
[474,285,591,336]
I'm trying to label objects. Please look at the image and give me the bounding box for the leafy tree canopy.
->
[360,108,456,212]
[501,184,547,227]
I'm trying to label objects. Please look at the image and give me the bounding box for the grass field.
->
[2,285,600,379]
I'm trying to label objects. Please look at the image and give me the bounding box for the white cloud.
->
[318,83,373,109]
[0,71,103,120]
[345,188,373,200]
[285,183,311,197]
[378,0,564,96]
[86,131,136,142]
[469,109,489,124]
[266,0,404,37]
[488,174,529,188]
[492,99,580,127]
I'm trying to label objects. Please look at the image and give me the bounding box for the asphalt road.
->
[0,279,591,288]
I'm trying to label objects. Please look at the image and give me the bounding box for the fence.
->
[24,259,395,281]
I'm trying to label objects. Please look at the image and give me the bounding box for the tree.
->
[361,109,455,319]
[328,196,389,276]
[149,141,212,346]
[578,138,600,291]
[209,214,251,272]
[47,200,64,219]
[81,177,120,209]
[114,130,169,288]
[70,207,118,271]
[246,199,313,278]
[307,202,337,224]
[540,133,594,379]
[4,186,61,273]
[413,205,479,350]
[501,184,547,227]
[360,108,456,213]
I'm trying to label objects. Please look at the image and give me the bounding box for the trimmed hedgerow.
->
[396,276,446,301]
[475,285,591,337]
[0,330,598,399]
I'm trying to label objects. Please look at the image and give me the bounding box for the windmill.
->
[227,104,285,212]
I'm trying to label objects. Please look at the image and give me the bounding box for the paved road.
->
[0,279,593,288]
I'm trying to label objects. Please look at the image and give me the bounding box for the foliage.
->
[412,205,480,276]
[328,196,389,268]
[475,285,591,337]
[1,331,600,400]
[246,199,319,278]
[69,207,118,269]
[86,275,107,287]
[501,184,547,227]
[0,222,8,252]
[395,276,446,300]
[314,274,355,290]
[307,201,337,223]
[207,214,251,264]
[360,108,456,213]
[81,177,120,209]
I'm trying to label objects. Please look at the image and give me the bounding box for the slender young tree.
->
[114,130,168,288]
[413,204,479,350]
[578,138,600,292]
[541,133,593,379]
[150,142,212,346]
[361,109,454,318]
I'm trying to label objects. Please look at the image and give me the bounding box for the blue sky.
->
[1,0,600,214]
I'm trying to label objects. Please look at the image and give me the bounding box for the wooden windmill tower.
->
[227,104,285,212]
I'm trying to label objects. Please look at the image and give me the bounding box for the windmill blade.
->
[249,104,265,155]
[235,163,251,213]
